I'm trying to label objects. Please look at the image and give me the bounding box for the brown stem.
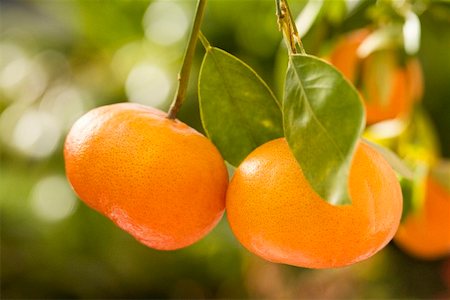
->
[275,0,306,55]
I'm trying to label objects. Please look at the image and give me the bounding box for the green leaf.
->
[324,0,346,24]
[363,138,414,180]
[283,54,365,205]
[431,160,450,192]
[295,0,324,38]
[199,47,283,166]
[399,163,428,222]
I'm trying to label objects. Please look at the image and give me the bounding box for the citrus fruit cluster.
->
[65,102,403,268]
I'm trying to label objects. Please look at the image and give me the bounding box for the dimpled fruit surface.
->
[64,103,228,250]
[226,138,403,268]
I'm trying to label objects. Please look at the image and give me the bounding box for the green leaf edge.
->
[284,53,366,206]
[198,46,282,166]
[363,138,414,180]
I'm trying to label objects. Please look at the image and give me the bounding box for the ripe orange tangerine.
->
[226,138,403,268]
[64,103,228,250]
[328,29,423,124]
[394,177,450,259]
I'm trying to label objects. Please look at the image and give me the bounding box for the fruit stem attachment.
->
[167,0,207,119]
[198,31,212,51]
[275,0,306,55]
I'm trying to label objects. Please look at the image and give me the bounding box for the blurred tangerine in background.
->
[395,176,450,260]
[328,28,423,125]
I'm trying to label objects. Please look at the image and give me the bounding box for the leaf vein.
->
[209,51,259,149]
[291,60,346,162]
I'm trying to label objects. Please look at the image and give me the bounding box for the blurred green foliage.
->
[1,0,449,298]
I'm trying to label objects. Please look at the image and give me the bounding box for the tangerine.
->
[328,29,423,124]
[64,103,228,250]
[394,177,450,259]
[226,138,403,268]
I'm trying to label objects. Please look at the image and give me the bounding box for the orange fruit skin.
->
[405,58,424,103]
[64,103,228,250]
[363,61,409,124]
[394,178,450,260]
[329,29,423,125]
[226,138,402,269]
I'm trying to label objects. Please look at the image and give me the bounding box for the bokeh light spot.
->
[11,109,60,158]
[143,1,189,46]
[40,84,87,130]
[126,63,172,107]
[30,175,78,222]
[0,43,49,104]
[0,57,29,88]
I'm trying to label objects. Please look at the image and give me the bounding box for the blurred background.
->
[1,0,449,298]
